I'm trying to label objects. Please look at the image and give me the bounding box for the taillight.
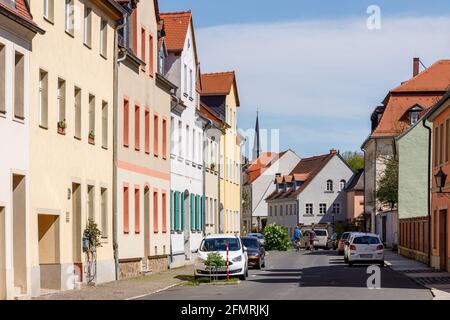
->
[377,245,384,250]
[350,245,357,251]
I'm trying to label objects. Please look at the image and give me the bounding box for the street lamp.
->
[434,168,447,193]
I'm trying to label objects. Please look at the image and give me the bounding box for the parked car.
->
[327,233,339,250]
[337,232,353,255]
[247,233,265,246]
[300,228,329,249]
[241,236,266,269]
[344,232,366,262]
[346,233,385,267]
[194,234,249,280]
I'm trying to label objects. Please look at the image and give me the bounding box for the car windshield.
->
[341,233,350,240]
[241,237,259,249]
[353,236,381,245]
[248,233,264,239]
[313,230,327,236]
[200,238,241,252]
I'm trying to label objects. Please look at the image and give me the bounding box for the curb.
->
[125,282,186,300]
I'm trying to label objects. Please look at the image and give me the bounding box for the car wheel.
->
[379,261,385,268]
[239,271,247,281]
[246,267,249,277]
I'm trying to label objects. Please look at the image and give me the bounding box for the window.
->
[74,87,81,138]
[274,206,277,216]
[100,19,107,57]
[101,188,108,238]
[410,111,420,125]
[0,44,5,114]
[153,191,159,233]
[326,180,333,192]
[440,123,444,165]
[57,78,66,130]
[14,52,24,119]
[123,99,129,147]
[87,185,94,221]
[123,186,129,233]
[162,119,167,159]
[44,0,54,22]
[305,203,313,215]
[102,101,108,148]
[130,9,138,53]
[269,206,273,216]
[339,180,346,191]
[162,192,167,233]
[88,94,95,142]
[185,125,190,160]
[65,0,74,35]
[434,127,439,167]
[154,114,159,157]
[149,34,154,75]
[280,205,283,216]
[332,203,341,215]
[183,64,187,95]
[447,119,450,163]
[178,120,182,157]
[189,68,193,97]
[135,104,140,150]
[145,109,150,154]
[433,211,438,249]
[84,6,92,47]
[140,27,146,62]
[39,70,48,127]
[319,203,327,215]
[134,187,140,234]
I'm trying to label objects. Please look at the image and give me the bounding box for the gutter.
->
[113,12,128,281]
[422,118,432,267]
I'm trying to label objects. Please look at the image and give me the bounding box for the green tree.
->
[263,224,291,251]
[376,155,398,209]
[342,151,364,171]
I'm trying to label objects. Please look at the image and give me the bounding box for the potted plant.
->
[82,219,102,285]
[57,119,67,134]
[88,130,95,144]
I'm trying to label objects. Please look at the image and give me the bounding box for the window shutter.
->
[174,191,179,230]
[170,191,174,231]
[181,194,185,230]
[201,196,204,231]
[196,195,200,231]
[190,194,195,231]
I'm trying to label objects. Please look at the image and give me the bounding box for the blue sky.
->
[160,1,450,158]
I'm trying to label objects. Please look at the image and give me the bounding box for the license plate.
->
[207,267,227,272]
[360,254,372,259]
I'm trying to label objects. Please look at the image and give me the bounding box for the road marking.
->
[125,283,183,300]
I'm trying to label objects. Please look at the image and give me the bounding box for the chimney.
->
[413,57,420,77]
[330,149,337,155]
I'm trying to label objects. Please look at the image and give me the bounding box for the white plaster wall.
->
[0,27,31,300]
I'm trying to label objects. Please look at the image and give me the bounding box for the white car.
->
[344,232,366,263]
[347,233,385,267]
[194,234,249,280]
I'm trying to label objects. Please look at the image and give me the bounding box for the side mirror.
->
[193,249,199,254]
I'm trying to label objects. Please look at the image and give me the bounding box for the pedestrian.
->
[294,225,302,251]
[309,228,316,252]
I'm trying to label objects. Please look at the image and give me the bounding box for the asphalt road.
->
[139,249,433,300]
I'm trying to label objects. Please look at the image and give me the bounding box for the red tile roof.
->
[266,153,335,201]
[0,0,36,26]
[201,71,236,95]
[370,60,450,139]
[160,11,192,52]
[245,152,280,184]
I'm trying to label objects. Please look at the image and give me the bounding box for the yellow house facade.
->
[200,72,243,234]
[28,0,124,296]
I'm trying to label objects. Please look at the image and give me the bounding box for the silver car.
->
[300,228,329,249]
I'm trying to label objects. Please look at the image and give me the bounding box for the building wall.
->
[252,151,301,219]
[204,128,221,236]
[28,0,117,295]
[220,84,241,234]
[346,190,364,221]
[297,155,354,226]
[117,0,170,276]
[0,24,32,300]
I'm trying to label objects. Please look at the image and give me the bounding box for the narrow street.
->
[139,250,433,300]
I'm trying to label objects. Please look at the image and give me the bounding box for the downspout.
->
[113,13,128,281]
[422,118,432,267]
[202,120,213,235]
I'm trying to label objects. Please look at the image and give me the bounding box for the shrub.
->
[205,252,226,268]
[263,224,291,251]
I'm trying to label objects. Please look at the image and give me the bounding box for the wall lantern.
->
[434,168,447,192]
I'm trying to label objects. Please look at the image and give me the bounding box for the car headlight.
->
[232,255,243,262]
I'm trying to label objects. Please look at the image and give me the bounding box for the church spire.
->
[252,110,261,161]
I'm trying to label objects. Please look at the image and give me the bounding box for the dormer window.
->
[407,104,424,126]
[339,180,346,191]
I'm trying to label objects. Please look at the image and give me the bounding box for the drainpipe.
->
[113,13,128,281]
[202,120,213,235]
[423,119,432,267]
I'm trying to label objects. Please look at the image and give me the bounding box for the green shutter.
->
[201,196,205,231]
[174,192,179,230]
[190,194,195,231]
[196,195,200,231]
[170,191,174,231]
[181,194,185,230]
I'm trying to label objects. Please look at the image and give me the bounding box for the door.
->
[439,210,448,271]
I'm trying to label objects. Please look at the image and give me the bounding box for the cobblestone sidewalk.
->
[34,264,194,300]
[384,251,450,300]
